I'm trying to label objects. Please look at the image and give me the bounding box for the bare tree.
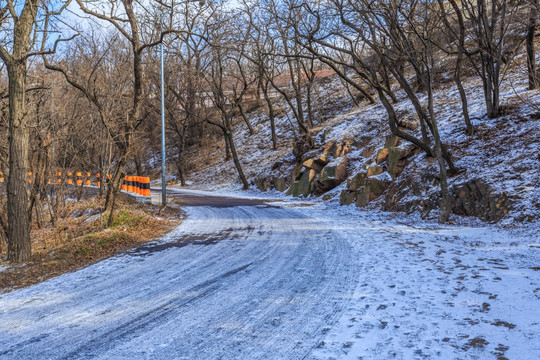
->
[458,0,515,118]
[43,0,171,225]
[299,0,457,221]
[160,5,210,185]
[527,0,539,90]
[0,0,71,261]
[203,9,252,189]
[246,7,280,149]
[435,0,474,135]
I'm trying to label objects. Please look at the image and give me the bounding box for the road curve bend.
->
[0,190,358,359]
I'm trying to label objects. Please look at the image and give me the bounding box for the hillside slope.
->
[180,59,539,227]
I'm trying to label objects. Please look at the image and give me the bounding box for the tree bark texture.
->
[527,0,538,90]
[6,63,31,262]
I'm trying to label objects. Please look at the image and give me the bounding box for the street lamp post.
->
[160,0,206,206]
[160,10,168,206]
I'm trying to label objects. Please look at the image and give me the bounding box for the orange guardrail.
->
[123,176,151,197]
[1,172,151,198]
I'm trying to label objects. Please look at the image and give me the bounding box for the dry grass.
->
[0,195,183,293]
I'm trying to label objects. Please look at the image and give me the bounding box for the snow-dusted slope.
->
[1,190,538,359]
[182,62,539,225]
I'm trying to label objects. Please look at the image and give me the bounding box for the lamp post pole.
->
[159,0,206,206]
[160,10,169,206]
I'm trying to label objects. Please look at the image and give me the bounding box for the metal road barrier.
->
[0,172,151,198]
[123,176,151,197]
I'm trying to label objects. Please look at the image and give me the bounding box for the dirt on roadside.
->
[0,194,184,293]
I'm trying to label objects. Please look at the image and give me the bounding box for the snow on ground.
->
[181,55,540,226]
[1,189,538,359]
[308,202,540,360]
[160,60,540,358]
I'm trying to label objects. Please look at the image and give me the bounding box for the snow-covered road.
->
[0,190,538,359]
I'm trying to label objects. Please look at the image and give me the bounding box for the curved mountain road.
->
[1,189,538,359]
[0,190,359,359]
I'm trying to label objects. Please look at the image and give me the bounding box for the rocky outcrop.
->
[286,169,312,197]
[452,179,511,222]
[355,176,391,207]
[274,177,288,192]
[312,157,349,195]
[384,178,512,222]
[272,129,514,222]
[338,134,413,207]
[340,171,391,207]
[303,158,328,172]
[286,155,349,197]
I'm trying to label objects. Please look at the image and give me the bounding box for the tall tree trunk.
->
[237,103,255,134]
[527,0,538,90]
[292,58,306,129]
[177,127,187,186]
[223,129,231,161]
[226,130,249,190]
[381,66,397,103]
[455,60,473,135]
[104,155,128,227]
[134,155,143,176]
[0,0,40,262]
[306,83,314,128]
[484,64,500,118]
[428,77,451,224]
[447,0,474,135]
[6,63,31,262]
[176,153,186,186]
[263,86,278,150]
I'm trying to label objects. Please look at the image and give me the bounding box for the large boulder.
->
[321,141,336,162]
[386,147,406,179]
[375,146,414,179]
[340,170,390,206]
[376,148,390,164]
[335,140,353,157]
[303,158,328,172]
[347,171,367,191]
[340,190,356,205]
[340,172,368,205]
[452,179,511,222]
[355,176,391,207]
[286,169,312,197]
[367,165,384,177]
[312,157,349,195]
[273,177,288,192]
[385,134,401,148]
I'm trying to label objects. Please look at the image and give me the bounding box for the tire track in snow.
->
[59,263,254,359]
[0,190,359,360]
